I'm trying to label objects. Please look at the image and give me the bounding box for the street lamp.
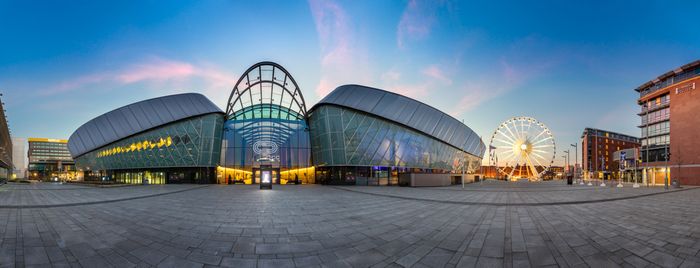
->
[633,155,640,188]
[223,127,230,184]
[563,150,570,177]
[570,143,578,183]
[600,156,606,187]
[561,155,567,179]
[617,152,624,188]
[664,149,670,190]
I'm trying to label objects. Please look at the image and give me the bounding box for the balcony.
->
[637,101,670,115]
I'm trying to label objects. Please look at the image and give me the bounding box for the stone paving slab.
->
[0,183,699,267]
[0,183,207,208]
[333,180,698,205]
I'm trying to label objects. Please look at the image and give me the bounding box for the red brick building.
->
[581,128,640,179]
[636,60,700,186]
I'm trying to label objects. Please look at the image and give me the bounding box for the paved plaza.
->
[0,181,699,267]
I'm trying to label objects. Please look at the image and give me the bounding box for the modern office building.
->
[635,59,700,185]
[69,62,485,185]
[11,137,26,179]
[0,96,11,181]
[68,93,224,184]
[27,138,75,180]
[580,128,639,180]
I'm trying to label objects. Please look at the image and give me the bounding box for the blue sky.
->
[1,0,699,165]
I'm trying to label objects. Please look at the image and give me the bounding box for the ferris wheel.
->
[489,117,555,181]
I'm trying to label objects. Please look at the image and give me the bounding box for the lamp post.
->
[461,153,465,189]
[563,150,570,178]
[633,154,640,188]
[494,154,498,181]
[561,155,567,179]
[600,156,606,187]
[617,152,624,188]
[223,126,231,184]
[570,143,578,183]
[664,148,670,190]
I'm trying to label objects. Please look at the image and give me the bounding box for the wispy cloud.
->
[41,56,235,97]
[308,0,370,98]
[379,63,453,100]
[397,0,443,49]
[450,59,551,117]
[422,64,452,85]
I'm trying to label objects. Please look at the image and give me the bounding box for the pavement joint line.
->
[419,187,602,192]
[0,185,211,209]
[328,186,700,207]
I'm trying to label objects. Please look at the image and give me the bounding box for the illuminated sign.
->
[253,140,279,161]
[96,135,191,158]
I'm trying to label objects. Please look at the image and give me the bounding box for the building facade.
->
[27,138,74,181]
[69,62,485,186]
[221,62,312,185]
[636,60,700,185]
[308,85,484,185]
[580,128,639,180]
[11,137,26,179]
[0,96,10,181]
[68,93,224,184]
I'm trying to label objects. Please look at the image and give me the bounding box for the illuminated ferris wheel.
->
[489,116,555,181]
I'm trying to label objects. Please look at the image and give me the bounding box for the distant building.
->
[635,60,700,185]
[0,96,11,180]
[27,138,75,181]
[580,128,640,179]
[11,137,26,179]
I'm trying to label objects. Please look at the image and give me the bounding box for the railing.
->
[640,70,700,97]
[640,100,670,114]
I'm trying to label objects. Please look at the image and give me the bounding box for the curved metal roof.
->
[68,93,223,158]
[310,84,486,158]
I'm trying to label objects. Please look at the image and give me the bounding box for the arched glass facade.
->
[74,113,224,184]
[309,105,482,185]
[68,93,225,185]
[220,62,313,184]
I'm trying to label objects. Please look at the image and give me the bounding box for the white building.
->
[12,137,26,179]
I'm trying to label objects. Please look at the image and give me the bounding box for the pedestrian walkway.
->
[0,182,698,267]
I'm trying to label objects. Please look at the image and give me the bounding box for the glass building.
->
[68,93,224,184]
[308,85,484,185]
[220,62,312,184]
[68,62,485,186]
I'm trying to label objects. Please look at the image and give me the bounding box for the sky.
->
[1,0,699,166]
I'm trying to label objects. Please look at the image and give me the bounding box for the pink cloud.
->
[116,58,195,83]
[308,0,370,99]
[449,59,549,117]
[40,57,236,97]
[422,64,452,85]
[397,0,442,49]
[379,63,459,100]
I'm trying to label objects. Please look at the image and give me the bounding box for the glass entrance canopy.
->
[221,62,313,184]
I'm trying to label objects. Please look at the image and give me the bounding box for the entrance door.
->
[253,166,280,184]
